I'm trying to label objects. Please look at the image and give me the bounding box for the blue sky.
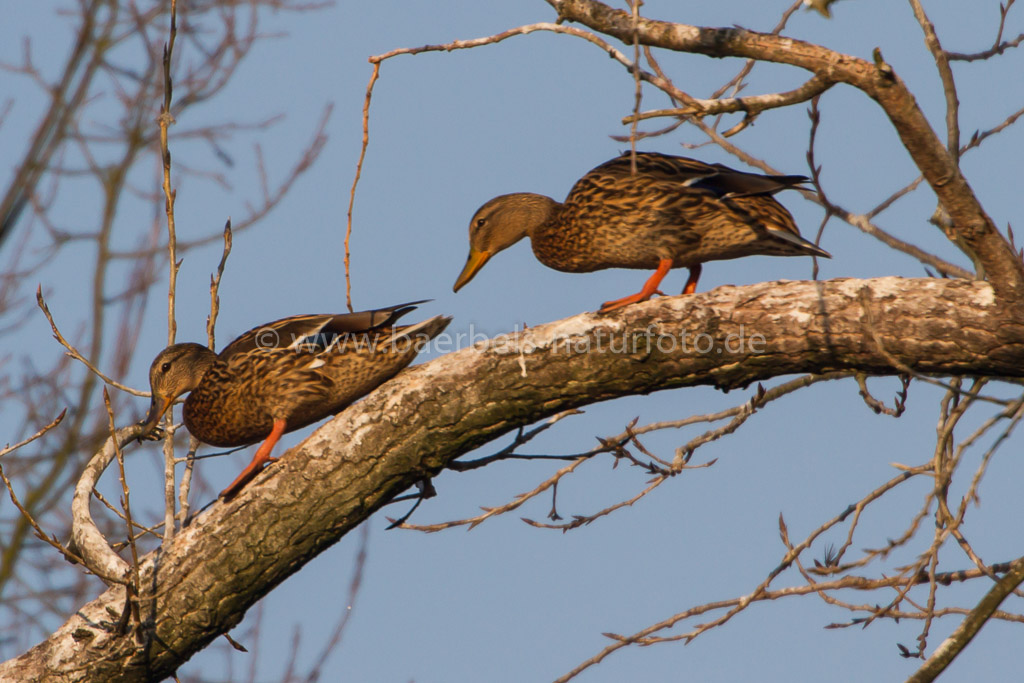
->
[2,1,1023,681]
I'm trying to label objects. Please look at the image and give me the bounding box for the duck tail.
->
[717,171,810,198]
[392,315,452,345]
[766,227,832,258]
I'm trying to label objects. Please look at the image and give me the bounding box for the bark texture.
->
[2,276,1024,681]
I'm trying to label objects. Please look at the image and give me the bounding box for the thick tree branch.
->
[545,0,1024,299]
[2,277,1023,680]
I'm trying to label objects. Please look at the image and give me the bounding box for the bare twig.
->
[0,410,80,566]
[103,388,141,632]
[805,97,971,279]
[395,457,589,532]
[628,0,643,167]
[368,23,698,122]
[345,62,379,313]
[36,286,147,396]
[947,0,1023,61]
[673,388,760,467]
[177,437,199,529]
[159,0,179,348]
[621,74,833,124]
[0,408,66,460]
[159,0,180,545]
[0,461,83,566]
[302,523,370,682]
[906,556,1024,683]
[206,220,233,350]
[446,409,583,471]
[523,475,666,531]
[855,373,910,417]
[908,0,959,160]
[0,0,115,247]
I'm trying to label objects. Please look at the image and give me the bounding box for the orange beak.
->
[140,393,174,438]
[453,247,493,293]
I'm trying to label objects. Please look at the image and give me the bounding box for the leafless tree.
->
[0,0,335,679]
[2,0,1024,681]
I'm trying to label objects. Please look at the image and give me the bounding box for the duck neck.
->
[174,343,219,390]
[507,193,561,241]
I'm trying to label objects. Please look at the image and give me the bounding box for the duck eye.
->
[475,218,486,228]
[161,362,171,373]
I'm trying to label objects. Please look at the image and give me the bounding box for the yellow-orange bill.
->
[453,248,493,293]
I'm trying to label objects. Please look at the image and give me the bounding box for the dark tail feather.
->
[766,227,831,258]
[326,300,432,333]
[708,165,809,198]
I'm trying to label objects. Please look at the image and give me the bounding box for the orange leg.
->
[600,258,673,312]
[682,264,702,295]
[219,418,287,500]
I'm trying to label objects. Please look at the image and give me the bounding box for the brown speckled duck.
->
[453,152,830,311]
[141,301,450,500]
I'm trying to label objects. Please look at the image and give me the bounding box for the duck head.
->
[453,193,559,292]
[140,342,217,437]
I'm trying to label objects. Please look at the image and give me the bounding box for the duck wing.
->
[219,300,429,358]
[590,152,807,198]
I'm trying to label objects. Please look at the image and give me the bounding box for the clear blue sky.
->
[2,1,1022,681]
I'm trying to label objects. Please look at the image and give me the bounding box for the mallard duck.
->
[141,301,450,500]
[453,152,830,311]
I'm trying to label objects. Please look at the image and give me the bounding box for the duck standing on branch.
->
[141,301,450,500]
[453,152,830,312]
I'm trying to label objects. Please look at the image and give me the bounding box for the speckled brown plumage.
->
[141,302,450,499]
[453,152,830,311]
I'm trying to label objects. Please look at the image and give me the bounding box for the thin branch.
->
[0,461,83,566]
[672,389,758,467]
[906,556,1024,683]
[546,0,1024,296]
[35,286,147,396]
[907,0,959,160]
[368,22,698,121]
[523,475,666,531]
[0,408,66,460]
[159,0,179,347]
[805,96,971,279]
[206,220,232,350]
[0,0,115,248]
[621,74,833,124]
[177,437,199,529]
[103,387,141,632]
[394,457,589,532]
[159,0,180,546]
[961,104,1024,154]
[345,61,379,313]
[106,107,332,261]
[855,373,910,417]
[628,0,643,166]
[302,523,370,682]
[410,375,845,533]
[446,409,583,471]
[947,0,1023,61]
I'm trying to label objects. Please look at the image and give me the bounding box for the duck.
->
[140,301,450,500]
[453,151,830,311]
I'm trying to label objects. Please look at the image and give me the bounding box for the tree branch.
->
[906,555,1024,683]
[545,0,1024,298]
[2,277,1023,680]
